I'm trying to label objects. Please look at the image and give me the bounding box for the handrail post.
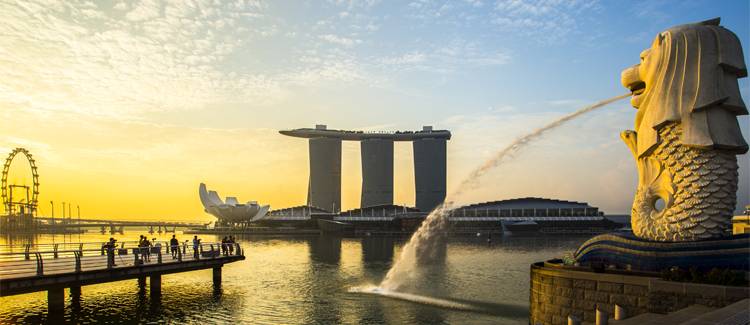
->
[134,250,140,265]
[25,244,30,260]
[210,244,215,258]
[157,248,162,264]
[177,245,182,262]
[101,243,106,256]
[53,243,59,259]
[78,243,83,257]
[74,251,81,272]
[107,247,113,269]
[235,243,241,256]
[35,252,43,276]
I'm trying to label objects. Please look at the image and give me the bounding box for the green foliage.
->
[660,266,748,286]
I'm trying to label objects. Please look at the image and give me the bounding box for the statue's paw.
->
[620,130,638,157]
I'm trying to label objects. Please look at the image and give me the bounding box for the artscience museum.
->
[199,183,270,226]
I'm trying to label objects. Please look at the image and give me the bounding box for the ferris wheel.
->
[1,148,40,215]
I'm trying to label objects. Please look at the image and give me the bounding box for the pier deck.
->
[0,241,244,312]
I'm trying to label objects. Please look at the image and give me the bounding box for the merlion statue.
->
[620,18,748,242]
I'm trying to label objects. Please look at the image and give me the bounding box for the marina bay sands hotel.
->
[280,125,451,213]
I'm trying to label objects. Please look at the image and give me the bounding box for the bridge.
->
[34,217,204,227]
[32,217,207,234]
[0,240,244,313]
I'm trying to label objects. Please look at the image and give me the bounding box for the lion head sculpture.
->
[621,17,748,157]
[620,18,748,241]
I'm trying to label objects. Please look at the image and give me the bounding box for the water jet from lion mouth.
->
[349,93,631,311]
[379,93,631,292]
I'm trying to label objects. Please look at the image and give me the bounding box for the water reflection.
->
[308,235,342,264]
[361,236,394,263]
[304,235,343,324]
[0,232,589,324]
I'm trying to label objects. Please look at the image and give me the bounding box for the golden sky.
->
[1,0,748,222]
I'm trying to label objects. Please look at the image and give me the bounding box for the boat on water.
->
[503,220,540,233]
[317,218,354,233]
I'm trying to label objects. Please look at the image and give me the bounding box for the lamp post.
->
[77,205,81,237]
[50,201,54,225]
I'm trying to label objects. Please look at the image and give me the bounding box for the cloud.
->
[379,52,427,65]
[319,34,363,47]
[0,0,282,119]
[284,59,364,85]
[490,0,601,43]
[376,39,511,74]
[544,99,587,107]
[404,0,600,44]
[125,0,161,21]
[328,0,381,10]
[464,0,484,8]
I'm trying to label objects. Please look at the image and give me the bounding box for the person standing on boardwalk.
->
[142,237,152,262]
[106,237,117,267]
[170,235,179,259]
[138,235,146,262]
[153,238,161,259]
[227,236,235,255]
[192,236,201,259]
[221,236,228,256]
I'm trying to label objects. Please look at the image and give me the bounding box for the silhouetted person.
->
[153,238,161,258]
[170,235,179,259]
[228,236,235,255]
[193,236,201,259]
[221,236,228,256]
[142,237,152,262]
[106,237,117,267]
[137,235,145,261]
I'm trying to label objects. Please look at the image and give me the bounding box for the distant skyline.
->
[1,0,748,221]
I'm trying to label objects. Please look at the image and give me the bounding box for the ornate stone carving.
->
[620,18,748,241]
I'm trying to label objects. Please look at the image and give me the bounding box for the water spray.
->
[378,93,630,292]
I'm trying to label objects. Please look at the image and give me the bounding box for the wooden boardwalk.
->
[0,241,244,312]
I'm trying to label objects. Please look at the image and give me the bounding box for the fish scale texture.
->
[632,123,738,241]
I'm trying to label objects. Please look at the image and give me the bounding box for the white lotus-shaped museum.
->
[199,183,270,224]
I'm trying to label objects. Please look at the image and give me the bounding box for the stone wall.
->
[529,262,750,325]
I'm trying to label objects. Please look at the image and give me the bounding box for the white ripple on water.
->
[348,285,482,312]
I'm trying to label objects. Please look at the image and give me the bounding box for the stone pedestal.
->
[575,232,750,272]
[529,262,750,325]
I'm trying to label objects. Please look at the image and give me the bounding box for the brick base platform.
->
[529,261,749,325]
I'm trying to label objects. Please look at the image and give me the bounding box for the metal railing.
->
[0,241,243,279]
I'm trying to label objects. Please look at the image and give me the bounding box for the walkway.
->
[0,240,244,312]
